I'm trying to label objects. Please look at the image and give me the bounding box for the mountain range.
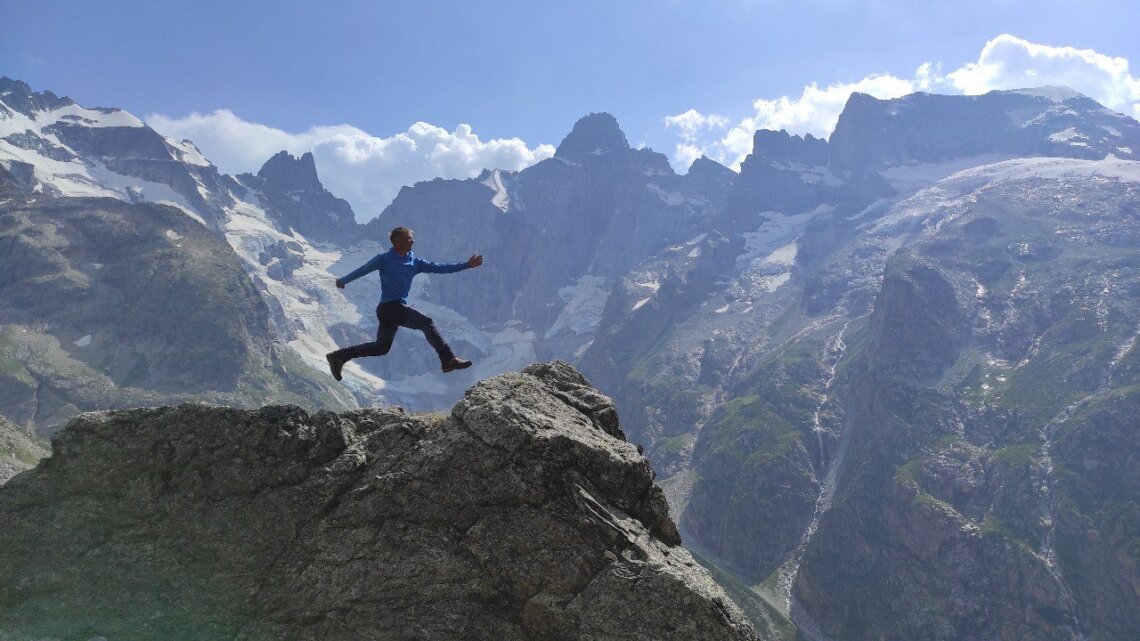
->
[2,75,1139,640]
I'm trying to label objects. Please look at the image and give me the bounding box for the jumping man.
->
[326,227,483,380]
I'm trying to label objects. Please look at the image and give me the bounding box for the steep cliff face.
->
[0,196,353,436]
[577,150,1140,639]
[0,362,759,641]
[792,162,1140,641]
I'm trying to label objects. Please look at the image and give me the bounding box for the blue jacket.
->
[340,248,469,303]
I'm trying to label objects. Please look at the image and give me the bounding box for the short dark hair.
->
[390,227,412,244]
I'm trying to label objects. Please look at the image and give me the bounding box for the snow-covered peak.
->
[49,104,145,128]
[830,87,1140,171]
[169,138,212,167]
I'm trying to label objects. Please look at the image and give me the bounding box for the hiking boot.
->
[442,357,472,373]
[326,353,345,381]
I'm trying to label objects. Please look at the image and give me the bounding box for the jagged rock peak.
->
[256,149,324,192]
[0,361,757,641]
[555,112,631,159]
[0,76,76,116]
[687,155,734,178]
[747,129,829,167]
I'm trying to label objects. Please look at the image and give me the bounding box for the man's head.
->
[390,227,414,255]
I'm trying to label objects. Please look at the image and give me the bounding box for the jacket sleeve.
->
[340,254,384,285]
[414,257,469,274]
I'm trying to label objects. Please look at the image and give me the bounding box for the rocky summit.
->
[0,361,757,641]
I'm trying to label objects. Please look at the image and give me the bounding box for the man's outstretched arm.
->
[416,254,484,274]
[336,254,384,289]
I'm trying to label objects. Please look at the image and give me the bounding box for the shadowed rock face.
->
[0,362,758,641]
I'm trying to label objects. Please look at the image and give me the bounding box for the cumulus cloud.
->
[146,110,555,221]
[948,34,1140,116]
[664,109,730,170]
[666,34,1140,172]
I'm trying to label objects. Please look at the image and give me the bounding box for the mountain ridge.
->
[4,76,1140,639]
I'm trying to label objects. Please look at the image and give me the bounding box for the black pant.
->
[333,301,455,365]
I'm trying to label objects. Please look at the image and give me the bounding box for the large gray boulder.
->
[0,361,758,641]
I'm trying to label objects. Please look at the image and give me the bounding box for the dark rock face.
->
[749,129,829,168]
[0,362,758,641]
[258,149,325,193]
[0,77,75,116]
[555,112,630,160]
[238,151,360,243]
[866,258,966,385]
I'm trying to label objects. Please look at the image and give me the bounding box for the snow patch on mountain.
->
[168,138,211,167]
[736,209,819,270]
[53,106,144,129]
[544,275,609,339]
[764,242,798,268]
[882,154,1021,193]
[869,156,1140,251]
[223,200,388,392]
[482,169,510,212]
[630,278,661,311]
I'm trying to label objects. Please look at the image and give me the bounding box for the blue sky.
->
[5,0,1140,220]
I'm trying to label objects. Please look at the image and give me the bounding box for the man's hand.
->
[335,279,345,289]
[467,254,484,268]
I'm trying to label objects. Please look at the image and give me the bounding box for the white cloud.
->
[146,110,555,221]
[947,34,1140,116]
[665,34,1140,172]
[664,109,729,139]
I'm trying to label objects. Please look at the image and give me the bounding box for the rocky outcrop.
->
[0,77,75,116]
[0,362,758,641]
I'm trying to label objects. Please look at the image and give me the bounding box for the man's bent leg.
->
[330,304,401,362]
[401,305,457,365]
